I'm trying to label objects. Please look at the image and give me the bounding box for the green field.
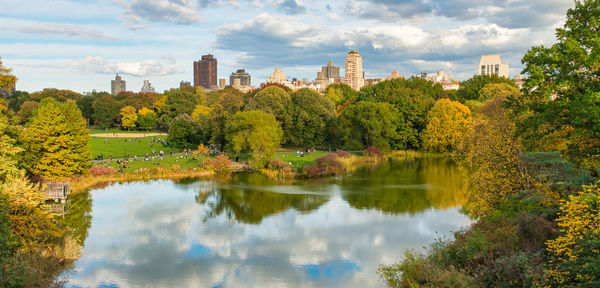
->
[274,151,329,170]
[98,154,208,173]
[90,135,181,160]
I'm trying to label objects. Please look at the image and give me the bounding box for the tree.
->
[337,101,400,151]
[544,181,600,286]
[457,95,530,217]
[209,92,245,150]
[167,114,202,148]
[359,80,435,149]
[120,106,137,131]
[21,98,91,179]
[508,0,600,170]
[422,99,472,152]
[325,83,358,115]
[226,110,282,168]
[0,57,17,92]
[92,95,120,128]
[136,107,157,131]
[29,88,82,102]
[16,101,38,124]
[285,88,336,147]
[162,88,199,119]
[458,74,517,102]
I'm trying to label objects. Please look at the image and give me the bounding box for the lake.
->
[61,157,471,287]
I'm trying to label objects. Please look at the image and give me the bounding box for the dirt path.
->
[91,133,167,138]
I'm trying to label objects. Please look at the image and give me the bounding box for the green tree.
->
[458,74,517,102]
[92,95,120,128]
[359,79,435,149]
[120,105,137,131]
[422,99,472,152]
[167,114,202,148]
[209,92,245,150]
[21,98,91,179]
[136,107,158,131]
[226,110,282,168]
[337,101,400,150]
[325,83,358,115]
[508,0,600,169]
[285,88,336,147]
[6,91,30,113]
[16,101,38,124]
[162,88,199,119]
[29,88,82,102]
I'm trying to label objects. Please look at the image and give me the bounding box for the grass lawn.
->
[90,135,181,159]
[89,128,164,135]
[97,154,208,173]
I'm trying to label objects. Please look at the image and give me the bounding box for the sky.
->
[1,0,575,93]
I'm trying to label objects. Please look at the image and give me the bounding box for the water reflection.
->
[63,158,471,287]
[340,158,468,214]
[196,173,330,224]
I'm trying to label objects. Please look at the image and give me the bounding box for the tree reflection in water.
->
[196,173,330,224]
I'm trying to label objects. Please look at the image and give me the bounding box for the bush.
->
[365,146,382,157]
[267,158,288,171]
[336,150,350,158]
[88,165,117,176]
[203,155,232,174]
[303,153,344,177]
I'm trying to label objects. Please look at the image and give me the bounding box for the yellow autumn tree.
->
[457,95,531,217]
[191,105,213,121]
[0,57,17,91]
[422,98,472,152]
[120,105,137,131]
[544,182,600,286]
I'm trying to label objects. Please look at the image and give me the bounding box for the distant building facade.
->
[266,69,292,88]
[415,70,459,90]
[111,74,126,95]
[230,69,251,86]
[478,54,509,78]
[345,50,364,91]
[385,71,406,81]
[179,81,191,88]
[140,80,155,93]
[218,79,226,89]
[194,54,217,89]
[322,61,340,81]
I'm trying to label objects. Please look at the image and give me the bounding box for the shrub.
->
[88,165,117,176]
[203,155,232,174]
[303,153,344,177]
[365,146,382,157]
[267,158,287,170]
[336,150,350,158]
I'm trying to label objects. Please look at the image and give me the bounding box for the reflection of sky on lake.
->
[64,172,470,287]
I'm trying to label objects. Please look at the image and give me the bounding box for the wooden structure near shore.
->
[44,183,70,203]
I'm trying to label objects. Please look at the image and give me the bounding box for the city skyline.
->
[2,0,575,93]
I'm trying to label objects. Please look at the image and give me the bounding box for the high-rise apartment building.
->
[230,69,251,86]
[193,54,217,89]
[322,61,340,81]
[111,74,126,95]
[344,50,364,91]
[478,54,509,78]
[140,80,155,93]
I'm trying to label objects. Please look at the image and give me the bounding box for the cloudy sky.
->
[2,0,574,93]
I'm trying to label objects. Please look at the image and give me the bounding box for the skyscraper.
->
[193,54,217,89]
[230,69,251,86]
[322,61,340,81]
[140,80,155,93]
[345,50,364,91]
[111,74,126,95]
[478,54,509,78]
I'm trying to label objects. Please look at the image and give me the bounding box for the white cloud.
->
[5,22,118,40]
[115,0,202,29]
[69,56,182,77]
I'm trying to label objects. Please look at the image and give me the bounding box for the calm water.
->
[62,158,471,287]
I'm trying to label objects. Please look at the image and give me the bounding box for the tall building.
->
[322,61,340,81]
[140,80,155,93]
[218,79,226,89]
[266,68,291,88]
[111,74,126,95]
[478,54,509,78]
[230,69,251,86]
[193,54,217,89]
[179,81,191,88]
[345,50,364,91]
